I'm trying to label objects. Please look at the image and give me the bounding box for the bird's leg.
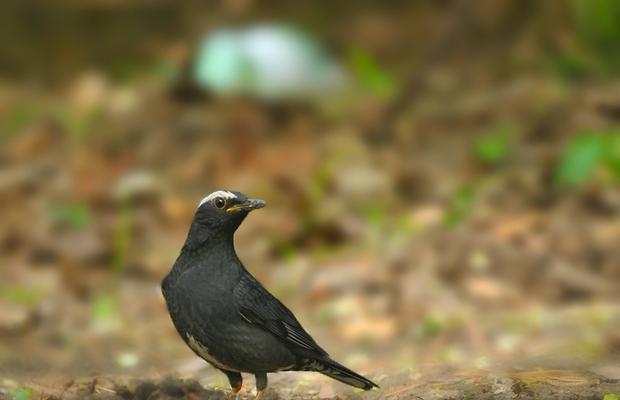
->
[254,372,268,399]
[223,370,243,399]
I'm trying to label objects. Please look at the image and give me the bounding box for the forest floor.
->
[3,363,620,399]
[2,35,620,400]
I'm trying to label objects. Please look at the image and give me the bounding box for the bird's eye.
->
[213,197,226,209]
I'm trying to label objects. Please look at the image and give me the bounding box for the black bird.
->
[162,190,378,397]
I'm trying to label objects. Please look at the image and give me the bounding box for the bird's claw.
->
[228,386,241,400]
[227,392,240,400]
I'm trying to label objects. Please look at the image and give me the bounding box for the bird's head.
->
[186,190,266,247]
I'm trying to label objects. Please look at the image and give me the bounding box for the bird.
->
[162,190,378,398]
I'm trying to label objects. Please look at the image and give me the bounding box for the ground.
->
[1,2,620,399]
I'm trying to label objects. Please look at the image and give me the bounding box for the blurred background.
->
[1,0,620,398]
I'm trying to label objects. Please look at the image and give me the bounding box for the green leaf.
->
[275,241,298,264]
[555,133,606,186]
[444,185,476,227]
[349,48,396,97]
[113,197,132,274]
[49,203,92,229]
[571,0,620,74]
[474,124,512,165]
[55,106,103,140]
[91,293,122,332]
[363,203,387,227]
[416,316,443,339]
[1,105,37,138]
[92,294,117,321]
[0,286,43,306]
[603,131,620,180]
[603,394,619,400]
[550,51,592,81]
[13,388,34,400]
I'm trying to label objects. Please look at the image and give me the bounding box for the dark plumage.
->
[162,190,378,397]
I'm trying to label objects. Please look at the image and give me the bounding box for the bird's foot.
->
[255,389,265,399]
[227,392,240,400]
[228,385,242,400]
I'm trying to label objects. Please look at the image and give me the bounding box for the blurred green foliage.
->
[606,134,620,179]
[444,185,476,227]
[474,123,513,165]
[50,203,92,229]
[315,302,335,325]
[550,52,592,81]
[348,48,397,97]
[363,203,388,228]
[57,107,103,140]
[603,394,620,400]
[308,161,333,208]
[1,105,38,139]
[13,388,34,400]
[555,134,605,186]
[555,130,620,186]
[92,294,117,320]
[415,316,443,339]
[274,241,298,264]
[0,286,43,306]
[113,198,133,274]
[91,293,121,332]
[572,0,620,75]
[552,1,620,79]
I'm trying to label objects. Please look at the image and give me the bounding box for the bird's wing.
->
[233,273,328,356]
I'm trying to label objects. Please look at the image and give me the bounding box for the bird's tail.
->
[299,357,378,390]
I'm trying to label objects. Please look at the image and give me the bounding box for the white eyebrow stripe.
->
[197,190,237,208]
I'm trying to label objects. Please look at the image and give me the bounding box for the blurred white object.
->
[193,25,347,100]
